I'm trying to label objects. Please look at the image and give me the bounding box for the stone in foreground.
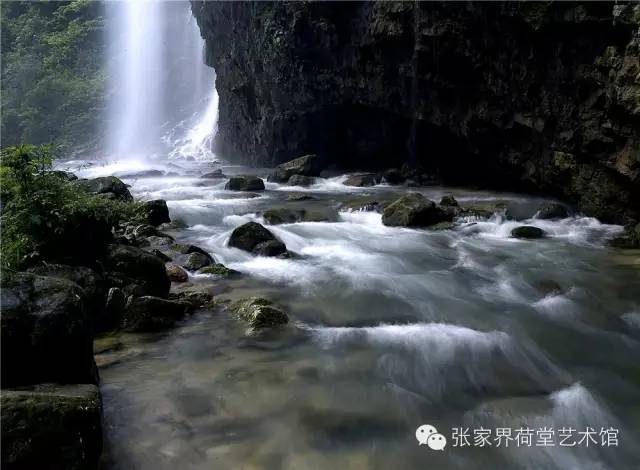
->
[104,244,170,298]
[1,274,97,387]
[224,175,265,191]
[382,193,452,227]
[166,264,189,282]
[183,252,212,271]
[229,297,288,328]
[123,296,189,332]
[1,383,103,470]
[228,222,287,256]
[511,226,546,239]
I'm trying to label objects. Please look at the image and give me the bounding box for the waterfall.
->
[106,0,218,160]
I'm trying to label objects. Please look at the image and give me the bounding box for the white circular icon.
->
[427,432,447,451]
[415,424,438,445]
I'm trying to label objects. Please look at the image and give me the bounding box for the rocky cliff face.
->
[191,1,639,223]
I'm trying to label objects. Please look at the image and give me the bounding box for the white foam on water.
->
[622,311,640,331]
[268,175,378,194]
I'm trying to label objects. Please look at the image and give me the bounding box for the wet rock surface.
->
[224,175,265,191]
[229,297,289,328]
[228,222,287,256]
[192,1,640,224]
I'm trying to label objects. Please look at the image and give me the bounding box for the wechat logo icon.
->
[416,424,447,451]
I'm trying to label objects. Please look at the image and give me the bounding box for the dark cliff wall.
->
[191,1,639,223]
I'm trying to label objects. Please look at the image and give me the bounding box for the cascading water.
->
[106,1,218,161]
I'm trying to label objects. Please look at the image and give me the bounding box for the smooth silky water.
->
[64,158,640,470]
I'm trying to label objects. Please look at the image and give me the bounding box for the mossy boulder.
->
[166,264,189,282]
[104,244,170,298]
[224,176,265,191]
[286,193,316,201]
[168,290,213,310]
[269,154,324,182]
[229,297,288,328]
[382,193,452,227]
[123,296,190,332]
[197,264,241,277]
[75,176,132,201]
[1,384,103,470]
[343,173,377,187]
[440,195,459,207]
[228,222,287,256]
[287,174,316,186]
[511,226,546,239]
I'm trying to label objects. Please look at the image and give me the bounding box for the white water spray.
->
[106,1,218,161]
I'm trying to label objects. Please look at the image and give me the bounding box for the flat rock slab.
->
[1,383,103,470]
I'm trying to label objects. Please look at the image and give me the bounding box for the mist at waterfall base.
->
[105,1,217,164]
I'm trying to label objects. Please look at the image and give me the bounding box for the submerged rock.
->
[382,193,452,227]
[123,296,189,332]
[75,176,133,201]
[225,175,265,191]
[1,274,97,387]
[1,383,103,470]
[263,207,305,225]
[269,154,324,182]
[201,169,226,178]
[286,193,316,201]
[343,173,377,187]
[536,202,569,220]
[166,264,189,282]
[104,244,171,298]
[197,264,241,277]
[145,199,171,226]
[229,297,288,328]
[169,290,213,310]
[287,174,316,186]
[511,226,546,239]
[228,222,287,256]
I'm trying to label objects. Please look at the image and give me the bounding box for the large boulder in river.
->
[225,175,265,191]
[123,296,190,332]
[75,176,133,201]
[382,193,452,227]
[1,383,103,470]
[263,207,305,225]
[343,173,377,187]
[228,222,287,256]
[166,263,189,282]
[511,226,546,239]
[536,202,569,220]
[104,244,170,298]
[229,297,288,328]
[145,199,171,226]
[287,174,316,186]
[1,274,97,387]
[269,154,324,182]
[27,264,108,333]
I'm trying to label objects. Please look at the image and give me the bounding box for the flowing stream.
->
[70,2,640,468]
[68,158,640,470]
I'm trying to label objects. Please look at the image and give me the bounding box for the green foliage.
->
[1,144,144,276]
[0,1,106,153]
